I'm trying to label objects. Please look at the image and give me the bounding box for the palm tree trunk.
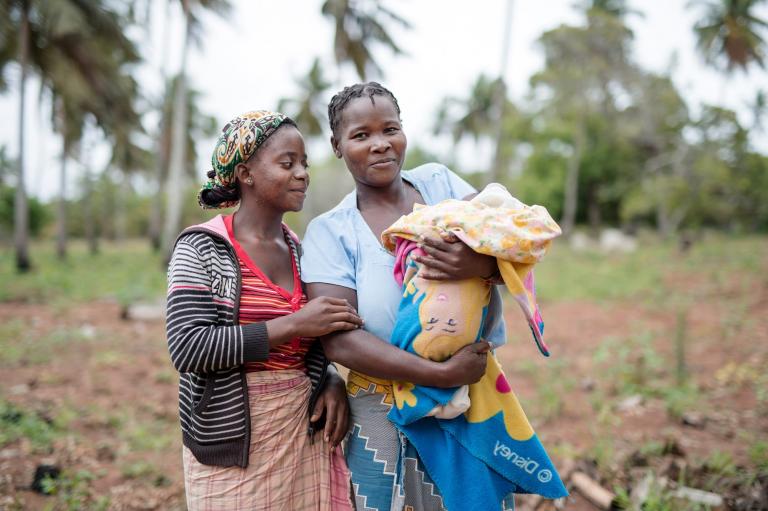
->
[15,1,31,272]
[490,80,509,184]
[560,119,586,237]
[148,172,165,250]
[148,0,172,251]
[83,127,99,255]
[161,5,191,262]
[490,0,514,185]
[84,169,99,255]
[57,148,68,259]
[115,170,127,243]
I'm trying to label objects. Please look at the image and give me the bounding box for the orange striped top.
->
[224,214,313,372]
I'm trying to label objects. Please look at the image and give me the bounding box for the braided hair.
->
[327,82,402,137]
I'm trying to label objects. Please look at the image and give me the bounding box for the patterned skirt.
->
[183,370,352,510]
[346,371,515,511]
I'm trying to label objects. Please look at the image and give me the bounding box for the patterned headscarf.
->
[198,110,290,209]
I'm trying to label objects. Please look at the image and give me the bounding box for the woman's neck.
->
[356,176,411,211]
[232,201,283,241]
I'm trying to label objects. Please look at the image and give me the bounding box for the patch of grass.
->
[120,460,171,487]
[40,469,109,511]
[514,358,575,421]
[532,233,767,304]
[154,368,176,385]
[590,431,616,472]
[0,240,166,305]
[749,440,768,474]
[638,440,667,458]
[121,460,157,480]
[701,450,738,490]
[548,441,578,461]
[121,418,173,452]
[659,383,702,419]
[0,323,94,366]
[532,239,668,303]
[592,329,664,397]
[92,349,122,368]
[0,400,61,453]
[591,328,706,419]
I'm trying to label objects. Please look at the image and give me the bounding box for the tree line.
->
[1,0,766,273]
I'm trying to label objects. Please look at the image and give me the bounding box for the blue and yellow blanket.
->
[381,184,568,510]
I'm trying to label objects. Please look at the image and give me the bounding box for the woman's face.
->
[332,95,407,188]
[239,125,309,212]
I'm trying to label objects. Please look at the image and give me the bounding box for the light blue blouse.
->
[301,163,506,347]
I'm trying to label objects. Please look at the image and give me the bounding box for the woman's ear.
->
[330,136,342,159]
[235,163,252,186]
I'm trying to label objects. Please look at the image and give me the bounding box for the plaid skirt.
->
[183,370,352,510]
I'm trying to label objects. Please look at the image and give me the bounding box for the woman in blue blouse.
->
[301,82,512,511]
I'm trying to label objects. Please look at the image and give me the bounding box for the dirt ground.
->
[1,280,766,509]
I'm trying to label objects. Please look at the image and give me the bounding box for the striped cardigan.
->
[166,215,329,467]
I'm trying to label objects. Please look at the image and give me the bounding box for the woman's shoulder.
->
[174,216,232,258]
[403,162,453,182]
[404,162,475,202]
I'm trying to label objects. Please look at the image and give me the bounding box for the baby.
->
[380,182,568,504]
[382,182,561,416]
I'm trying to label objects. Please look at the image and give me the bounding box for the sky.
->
[1,0,766,201]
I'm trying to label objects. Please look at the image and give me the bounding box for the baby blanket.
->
[381,184,568,509]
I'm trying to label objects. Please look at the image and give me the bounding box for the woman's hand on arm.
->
[306,283,490,388]
[266,296,363,348]
[310,365,349,446]
[412,232,498,281]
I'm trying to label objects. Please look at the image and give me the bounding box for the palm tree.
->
[150,75,216,250]
[434,74,499,146]
[321,0,411,80]
[434,74,521,181]
[161,0,230,261]
[692,0,768,73]
[1,0,141,265]
[278,58,332,138]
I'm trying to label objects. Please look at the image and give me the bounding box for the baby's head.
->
[412,279,490,361]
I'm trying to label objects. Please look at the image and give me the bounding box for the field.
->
[0,234,766,510]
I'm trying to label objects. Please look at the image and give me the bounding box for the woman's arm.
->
[167,240,362,374]
[307,282,489,388]
[167,240,270,374]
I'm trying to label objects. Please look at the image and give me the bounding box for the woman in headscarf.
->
[166,110,358,510]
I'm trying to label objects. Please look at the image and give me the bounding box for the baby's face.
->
[412,279,487,361]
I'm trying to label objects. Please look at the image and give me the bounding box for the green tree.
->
[321,0,410,80]
[621,73,691,236]
[583,0,637,19]
[531,8,636,235]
